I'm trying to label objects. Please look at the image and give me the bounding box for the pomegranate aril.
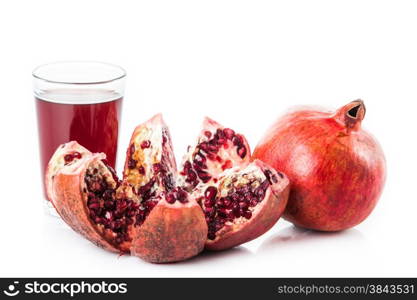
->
[204,199,214,208]
[64,152,81,164]
[239,201,248,209]
[186,170,197,182]
[141,140,151,149]
[63,154,73,163]
[204,131,212,138]
[223,198,232,208]
[204,186,217,201]
[128,158,137,169]
[243,211,252,219]
[237,146,247,159]
[223,128,235,139]
[130,144,135,155]
[88,202,100,210]
[208,232,216,240]
[221,160,233,170]
[138,166,146,175]
[152,163,161,173]
[102,189,114,200]
[233,208,241,218]
[197,170,211,183]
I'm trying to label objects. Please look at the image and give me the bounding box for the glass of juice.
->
[33,61,126,214]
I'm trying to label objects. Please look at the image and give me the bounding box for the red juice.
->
[36,91,123,190]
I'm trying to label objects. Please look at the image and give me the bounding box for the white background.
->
[0,0,416,277]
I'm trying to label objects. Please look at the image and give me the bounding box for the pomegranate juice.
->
[36,93,123,186]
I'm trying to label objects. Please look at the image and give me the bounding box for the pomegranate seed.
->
[177,188,189,203]
[130,144,135,155]
[233,208,241,218]
[204,199,213,207]
[88,202,100,210]
[166,193,176,204]
[239,201,248,209]
[104,201,114,209]
[232,135,243,146]
[73,152,82,159]
[250,199,258,207]
[243,211,252,219]
[223,128,235,139]
[64,154,74,163]
[237,146,247,159]
[204,131,212,138]
[183,161,192,171]
[205,207,215,214]
[206,152,216,160]
[217,138,226,145]
[128,158,137,169]
[199,142,210,152]
[218,209,228,218]
[153,163,162,173]
[221,160,233,170]
[216,129,225,139]
[207,144,218,152]
[186,170,197,182]
[208,232,216,240]
[216,198,224,207]
[204,186,217,201]
[141,140,151,149]
[138,166,146,175]
[197,171,211,183]
[223,198,232,208]
[194,152,207,163]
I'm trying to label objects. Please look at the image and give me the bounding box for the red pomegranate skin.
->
[253,100,386,231]
[46,143,121,253]
[131,201,207,263]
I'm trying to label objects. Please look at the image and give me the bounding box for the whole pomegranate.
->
[253,100,386,231]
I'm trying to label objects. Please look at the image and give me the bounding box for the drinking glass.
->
[33,61,126,214]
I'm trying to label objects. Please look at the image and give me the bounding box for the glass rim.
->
[32,61,127,85]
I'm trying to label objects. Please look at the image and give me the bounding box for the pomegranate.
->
[178,117,251,191]
[46,141,134,253]
[253,100,386,231]
[123,113,177,195]
[196,159,290,250]
[46,114,207,263]
[122,114,207,262]
[179,118,290,250]
[46,115,290,260]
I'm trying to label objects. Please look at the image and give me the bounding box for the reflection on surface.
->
[258,225,365,253]
[177,246,254,265]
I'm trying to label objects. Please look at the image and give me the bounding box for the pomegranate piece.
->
[253,100,386,231]
[120,114,206,262]
[131,188,207,263]
[123,113,177,197]
[48,139,207,263]
[196,159,290,251]
[46,142,134,253]
[178,117,251,191]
